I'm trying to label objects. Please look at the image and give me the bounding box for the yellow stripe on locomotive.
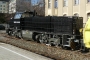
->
[83,17,90,48]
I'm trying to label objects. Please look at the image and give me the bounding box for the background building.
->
[9,0,16,13]
[9,0,31,14]
[0,0,9,13]
[45,0,90,24]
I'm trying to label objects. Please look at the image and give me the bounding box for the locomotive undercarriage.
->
[16,29,82,50]
[6,28,89,52]
[6,28,22,38]
[32,32,89,51]
[36,34,81,50]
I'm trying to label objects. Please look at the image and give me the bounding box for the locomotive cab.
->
[6,11,34,36]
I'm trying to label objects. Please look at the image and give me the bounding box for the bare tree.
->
[9,0,45,16]
[16,0,31,12]
[32,0,45,16]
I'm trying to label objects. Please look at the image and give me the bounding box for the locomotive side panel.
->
[20,16,83,35]
[51,17,73,35]
[31,16,51,32]
[20,17,33,30]
[21,16,51,33]
[51,16,83,35]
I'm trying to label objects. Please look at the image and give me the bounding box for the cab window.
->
[14,13,22,19]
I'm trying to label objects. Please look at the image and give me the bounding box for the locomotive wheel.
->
[47,37,60,47]
[15,30,22,39]
[32,32,38,41]
[70,39,76,50]
[37,35,41,43]
[37,34,48,44]
[7,29,12,36]
[8,31,11,35]
[17,31,22,39]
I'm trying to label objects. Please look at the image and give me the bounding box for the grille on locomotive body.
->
[20,16,83,35]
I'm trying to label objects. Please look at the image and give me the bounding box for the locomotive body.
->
[21,16,83,50]
[6,11,88,51]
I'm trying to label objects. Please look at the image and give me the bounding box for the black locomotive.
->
[6,11,88,51]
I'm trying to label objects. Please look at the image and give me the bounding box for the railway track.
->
[0,33,90,60]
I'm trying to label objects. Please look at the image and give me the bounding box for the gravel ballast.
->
[0,34,90,60]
